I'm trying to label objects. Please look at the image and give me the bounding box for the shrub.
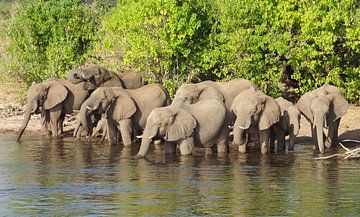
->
[92,0,214,96]
[6,0,99,84]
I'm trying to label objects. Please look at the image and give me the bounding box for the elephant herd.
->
[16,65,349,157]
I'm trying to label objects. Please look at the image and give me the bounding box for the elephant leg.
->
[40,114,50,135]
[154,140,163,150]
[107,121,118,145]
[49,105,63,137]
[165,141,177,154]
[325,119,340,148]
[58,114,65,136]
[273,125,285,152]
[179,137,194,155]
[288,133,295,151]
[260,129,270,154]
[217,126,229,154]
[119,119,133,147]
[269,128,276,153]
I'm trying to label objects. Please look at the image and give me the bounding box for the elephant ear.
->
[296,92,314,122]
[259,95,281,130]
[199,85,224,103]
[109,91,136,120]
[327,93,349,121]
[99,67,113,82]
[43,81,68,110]
[166,109,197,142]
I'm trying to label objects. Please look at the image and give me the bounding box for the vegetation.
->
[5,0,100,83]
[1,0,360,102]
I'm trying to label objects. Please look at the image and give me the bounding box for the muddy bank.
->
[0,101,77,135]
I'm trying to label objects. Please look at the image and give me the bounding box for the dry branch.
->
[314,142,360,160]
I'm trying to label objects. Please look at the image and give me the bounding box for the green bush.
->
[6,0,99,84]
[3,0,360,103]
[92,0,215,96]
[206,0,360,102]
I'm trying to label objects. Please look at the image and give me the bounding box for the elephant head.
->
[276,97,301,136]
[282,106,301,136]
[172,82,224,105]
[231,89,280,146]
[67,65,122,90]
[136,106,197,158]
[296,84,348,153]
[17,80,68,141]
[79,87,136,136]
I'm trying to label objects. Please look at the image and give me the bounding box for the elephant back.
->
[118,71,144,89]
[219,78,257,109]
[58,79,90,111]
[127,84,171,129]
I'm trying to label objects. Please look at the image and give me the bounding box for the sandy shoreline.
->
[1,105,359,146]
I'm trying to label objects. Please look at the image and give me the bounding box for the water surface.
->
[0,134,359,216]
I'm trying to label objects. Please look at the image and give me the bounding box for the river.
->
[0,134,359,216]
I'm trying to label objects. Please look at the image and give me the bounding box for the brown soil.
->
[0,81,359,144]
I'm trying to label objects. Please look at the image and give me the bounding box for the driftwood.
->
[314,141,360,160]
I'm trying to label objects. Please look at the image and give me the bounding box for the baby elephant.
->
[272,97,301,151]
[78,84,171,146]
[136,98,228,158]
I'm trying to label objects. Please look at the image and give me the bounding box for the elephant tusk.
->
[136,135,143,139]
[81,74,86,79]
[239,125,248,130]
[86,106,95,111]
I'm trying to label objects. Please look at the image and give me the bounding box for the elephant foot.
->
[217,143,228,154]
[154,142,163,151]
[261,145,268,154]
[205,147,213,155]
[238,144,246,153]
[288,145,294,152]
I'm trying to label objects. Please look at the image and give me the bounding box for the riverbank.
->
[0,80,359,143]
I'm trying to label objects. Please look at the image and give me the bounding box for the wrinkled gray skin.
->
[77,84,170,146]
[231,88,281,154]
[172,78,257,152]
[67,65,144,90]
[272,97,301,151]
[17,79,90,141]
[296,84,348,153]
[136,98,227,158]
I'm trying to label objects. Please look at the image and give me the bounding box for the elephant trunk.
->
[67,70,84,84]
[136,127,158,158]
[315,117,325,153]
[233,119,249,145]
[292,121,299,136]
[17,104,34,141]
[79,100,92,136]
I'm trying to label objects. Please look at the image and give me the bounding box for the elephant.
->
[76,84,171,146]
[296,84,348,153]
[272,97,301,151]
[231,88,281,154]
[172,78,257,152]
[67,65,144,90]
[136,98,228,158]
[172,78,257,110]
[17,79,90,140]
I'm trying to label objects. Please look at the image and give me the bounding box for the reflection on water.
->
[0,134,359,216]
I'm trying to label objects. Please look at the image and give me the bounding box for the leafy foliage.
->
[6,0,99,84]
[3,0,360,102]
[92,0,214,95]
